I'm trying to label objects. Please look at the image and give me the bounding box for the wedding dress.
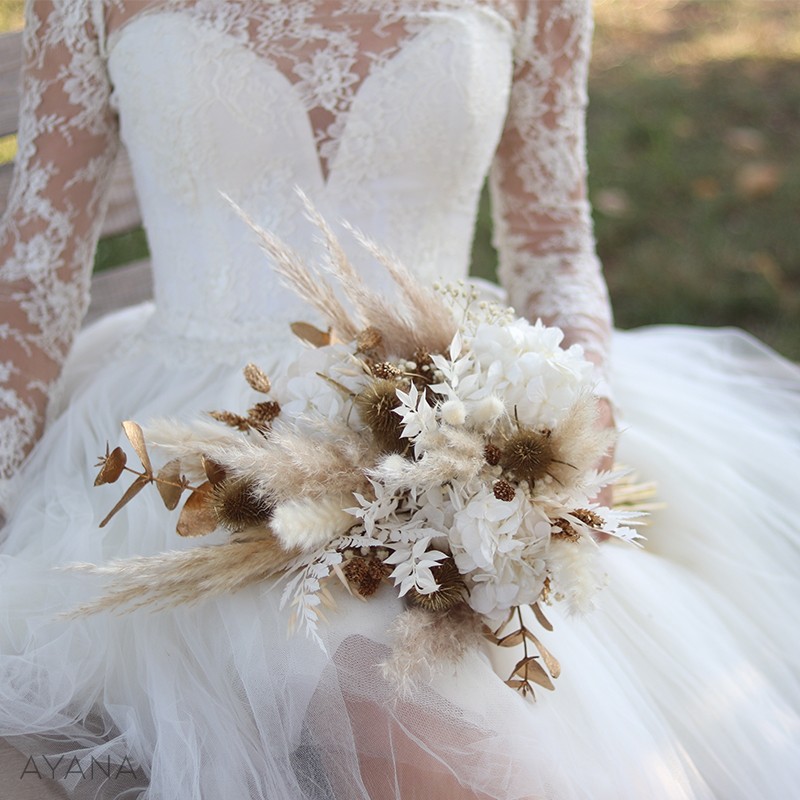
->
[0,1,799,799]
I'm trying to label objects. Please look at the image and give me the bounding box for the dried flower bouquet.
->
[81,197,645,699]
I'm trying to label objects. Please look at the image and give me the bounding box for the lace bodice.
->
[0,0,612,512]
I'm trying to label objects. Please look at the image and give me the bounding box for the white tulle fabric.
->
[1,2,799,799]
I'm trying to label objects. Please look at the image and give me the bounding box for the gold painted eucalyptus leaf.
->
[156,459,185,511]
[290,321,333,348]
[121,420,153,475]
[176,482,218,537]
[94,446,127,486]
[513,656,555,691]
[99,475,150,528]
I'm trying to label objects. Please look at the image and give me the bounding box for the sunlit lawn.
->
[2,0,798,357]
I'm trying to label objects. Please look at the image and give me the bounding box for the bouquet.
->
[85,196,646,698]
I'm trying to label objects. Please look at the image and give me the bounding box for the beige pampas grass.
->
[381,605,485,696]
[372,427,485,493]
[547,537,606,616]
[144,418,244,481]
[64,539,298,616]
[551,394,616,483]
[343,221,458,355]
[224,195,361,342]
[271,495,355,552]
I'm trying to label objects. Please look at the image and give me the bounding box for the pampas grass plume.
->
[381,606,485,697]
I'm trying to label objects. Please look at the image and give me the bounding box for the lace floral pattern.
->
[0,0,610,512]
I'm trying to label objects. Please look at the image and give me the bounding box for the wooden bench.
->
[0,29,153,326]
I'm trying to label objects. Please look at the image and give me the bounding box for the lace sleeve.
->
[490,0,612,380]
[0,0,118,514]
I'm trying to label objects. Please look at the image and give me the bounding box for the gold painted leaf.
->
[496,630,526,648]
[176,482,217,537]
[532,602,553,632]
[513,657,555,691]
[526,631,561,679]
[99,475,150,528]
[504,679,528,690]
[156,459,184,510]
[94,446,127,486]
[122,421,152,475]
[290,321,332,348]
[202,456,227,486]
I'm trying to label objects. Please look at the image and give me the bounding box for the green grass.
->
[0,1,23,32]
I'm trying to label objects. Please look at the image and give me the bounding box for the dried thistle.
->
[342,555,392,597]
[354,378,406,453]
[406,558,466,612]
[499,428,558,488]
[212,478,274,532]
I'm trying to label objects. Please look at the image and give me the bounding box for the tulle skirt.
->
[1,305,799,800]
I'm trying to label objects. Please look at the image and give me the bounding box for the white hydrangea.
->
[449,486,550,619]
[468,319,592,428]
[272,344,355,420]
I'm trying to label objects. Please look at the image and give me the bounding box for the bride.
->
[1,1,799,798]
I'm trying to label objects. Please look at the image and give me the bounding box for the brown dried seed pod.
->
[493,479,516,502]
[500,428,556,487]
[343,556,391,597]
[209,410,252,431]
[552,519,581,542]
[356,326,384,355]
[355,379,406,453]
[247,401,281,427]
[370,362,402,380]
[484,443,501,466]
[406,558,466,612]
[572,508,606,529]
[211,478,273,532]
[243,363,272,394]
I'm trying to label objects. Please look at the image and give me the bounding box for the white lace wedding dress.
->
[1,2,799,799]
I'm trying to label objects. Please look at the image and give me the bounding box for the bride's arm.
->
[490,0,615,503]
[0,0,119,516]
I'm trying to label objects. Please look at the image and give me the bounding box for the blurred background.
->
[2,0,799,358]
